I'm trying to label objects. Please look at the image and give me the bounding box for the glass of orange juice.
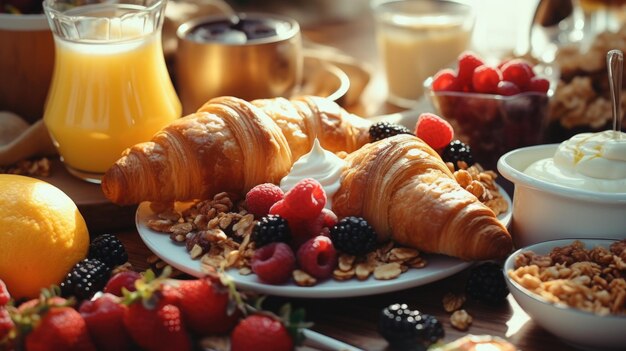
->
[43,0,181,183]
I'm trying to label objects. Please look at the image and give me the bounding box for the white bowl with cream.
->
[497,131,626,248]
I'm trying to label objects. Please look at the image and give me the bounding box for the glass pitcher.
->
[43,0,181,183]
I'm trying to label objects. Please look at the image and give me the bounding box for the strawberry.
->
[124,300,190,351]
[25,306,97,351]
[103,271,141,297]
[231,314,294,351]
[174,277,240,336]
[122,269,192,351]
[0,308,15,343]
[79,293,134,351]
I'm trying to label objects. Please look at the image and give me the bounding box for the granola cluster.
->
[0,157,50,177]
[447,161,509,216]
[147,192,430,286]
[550,25,626,130]
[146,193,258,275]
[508,240,626,316]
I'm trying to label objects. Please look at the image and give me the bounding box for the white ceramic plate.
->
[136,188,511,298]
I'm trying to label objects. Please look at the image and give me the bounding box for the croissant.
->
[332,134,512,260]
[101,95,371,205]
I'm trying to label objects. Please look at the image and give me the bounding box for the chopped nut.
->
[442,293,466,313]
[333,268,355,281]
[293,269,317,287]
[171,222,194,234]
[189,244,204,259]
[355,261,376,280]
[198,335,230,351]
[373,262,402,280]
[388,247,420,263]
[450,309,473,331]
[338,254,356,271]
[238,267,252,275]
[147,219,174,233]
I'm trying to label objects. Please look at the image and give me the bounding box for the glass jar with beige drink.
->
[374,0,474,108]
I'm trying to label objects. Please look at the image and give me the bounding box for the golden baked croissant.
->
[332,134,512,260]
[101,95,370,205]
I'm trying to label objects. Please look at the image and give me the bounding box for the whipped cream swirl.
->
[524,130,626,192]
[280,139,346,208]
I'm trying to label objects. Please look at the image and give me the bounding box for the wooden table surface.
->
[100,11,572,351]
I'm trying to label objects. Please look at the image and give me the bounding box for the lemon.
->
[0,174,89,299]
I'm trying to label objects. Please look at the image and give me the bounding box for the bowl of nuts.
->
[504,238,626,351]
[424,52,553,170]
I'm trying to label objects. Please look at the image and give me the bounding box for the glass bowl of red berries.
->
[424,52,553,170]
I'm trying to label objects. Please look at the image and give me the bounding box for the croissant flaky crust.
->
[333,134,512,260]
[101,95,370,205]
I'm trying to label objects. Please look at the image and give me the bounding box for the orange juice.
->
[44,33,181,179]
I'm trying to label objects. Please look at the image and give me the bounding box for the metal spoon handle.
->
[607,49,623,136]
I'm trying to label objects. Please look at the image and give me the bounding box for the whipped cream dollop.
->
[524,130,626,192]
[280,139,346,208]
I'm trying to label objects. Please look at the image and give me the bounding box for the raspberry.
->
[251,242,296,285]
[282,178,326,220]
[414,113,454,150]
[0,279,10,306]
[501,59,534,90]
[496,80,521,96]
[60,258,111,300]
[103,271,141,297]
[88,234,128,269]
[431,68,459,92]
[369,121,413,142]
[527,77,550,93]
[378,303,444,351]
[296,236,337,279]
[330,216,377,256]
[472,65,501,94]
[288,208,337,249]
[252,214,291,247]
[246,183,285,218]
[319,208,338,233]
[456,51,484,89]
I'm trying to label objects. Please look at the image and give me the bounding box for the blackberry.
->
[330,216,377,256]
[252,214,291,247]
[465,262,509,305]
[369,121,413,142]
[441,140,474,170]
[379,303,444,351]
[60,258,111,300]
[88,233,128,269]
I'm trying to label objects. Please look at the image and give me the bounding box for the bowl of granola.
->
[504,238,626,351]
